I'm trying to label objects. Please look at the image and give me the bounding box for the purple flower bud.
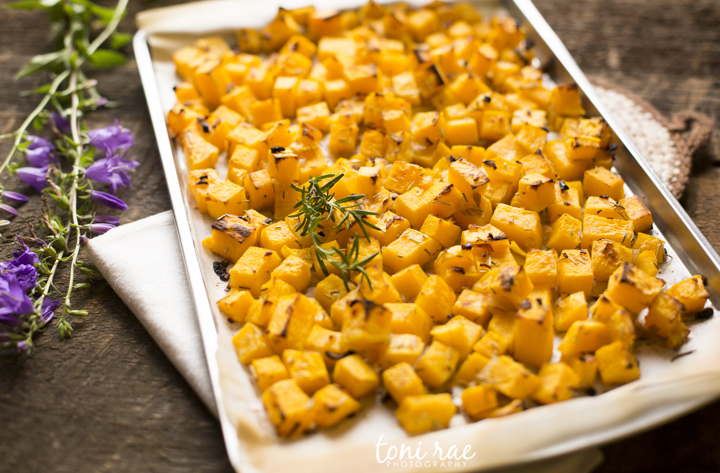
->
[2,191,29,203]
[94,215,121,225]
[25,146,55,168]
[88,120,134,152]
[16,340,29,351]
[80,235,89,246]
[85,147,139,194]
[40,298,60,323]
[50,112,71,134]
[0,273,34,324]
[27,136,54,151]
[17,166,49,192]
[89,223,116,235]
[0,204,18,217]
[90,190,128,210]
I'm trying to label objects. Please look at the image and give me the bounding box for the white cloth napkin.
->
[85,210,603,473]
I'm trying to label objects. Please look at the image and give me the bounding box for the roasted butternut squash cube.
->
[632,232,665,263]
[415,275,457,323]
[260,221,298,254]
[481,355,540,400]
[557,320,609,357]
[667,275,709,313]
[333,354,379,398]
[229,146,260,177]
[443,117,479,146]
[392,71,421,105]
[395,182,464,229]
[461,384,498,418]
[606,262,664,313]
[282,349,330,395]
[218,288,255,323]
[415,340,461,388]
[222,85,257,117]
[324,79,353,109]
[251,355,289,392]
[452,289,492,325]
[634,250,658,277]
[183,132,219,170]
[451,145,486,167]
[489,204,542,250]
[554,291,588,331]
[479,110,511,141]
[168,103,201,136]
[367,211,411,247]
[396,393,456,434]
[269,255,310,291]
[645,292,689,348]
[557,249,593,296]
[533,362,580,405]
[589,294,623,322]
[384,161,430,195]
[518,152,556,180]
[227,122,268,159]
[382,229,441,274]
[203,214,257,263]
[591,239,633,282]
[514,124,548,155]
[550,83,585,117]
[515,173,555,212]
[341,298,392,350]
[266,293,318,352]
[514,297,554,367]
[488,266,534,309]
[448,159,490,201]
[524,249,558,287]
[382,362,426,404]
[473,329,511,359]
[205,180,249,219]
[379,333,426,368]
[546,213,582,252]
[188,168,219,214]
[563,353,597,387]
[312,384,361,429]
[418,215,461,248]
[547,182,582,223]
[385,302,433,343]
[584,196,625,220]
[461,224,510,254]
[389,265,428,301]
[328,121,359,157]
[583,166,625,202]
[267,149,299,183]
[541,140,586,181]
[356,264,402,304]
[581,214,634,249]
[595,340,640,385]
[431,315,484,359]
[230,246,282,297]
[262,379,314,437]
[274,181,301,220]
[619,195,653,233]
[453,352,490,385]
[233,322,273,364]
[249,98,283,128]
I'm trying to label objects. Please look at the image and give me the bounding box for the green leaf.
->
[15,49,67,79]
[110,32,131,49]
[88,49,126,68]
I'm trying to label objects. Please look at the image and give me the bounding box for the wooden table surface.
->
[1,0,718,471]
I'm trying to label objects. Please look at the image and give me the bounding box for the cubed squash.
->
[415,275,457,323]
[583,166,625,202]
[382,229,441,274]
[581,214,634,250]
[389,265,428,301]
[554,291,588,331]
[557,320,609,357]
[488,266,534,310]
[533,362,580,405]
[261,379,314,437]
[452,289,492,326]
[340,298,392,350]
[206,180,250,219]
[218,288,255,323]
[590,239,634,282]
[382,362,427,404]
[557,249,593,296]
[230,246,282,297]
[563,353,597,387]
[667,275,709,313]
[183,132,219,170]
[333,354,379,398]
[644,292,689,348]
[489,204,542,250]
[379,333,426,368]
[447,159,490,201]
[595,340,640,385]
[395,394,456,434]
[454,352,491,385]
[619,195,653,233]
[513,297,554,367]
[233,322,273,364]
[312,384,361,428]
[188,168,219,214]
[415,340,461,388]
[515,173,555,212]
[524,249,558,287]
[461,384,498,419]
[481,355,540,400]
[251,355,289,392]
[473,330,510,359]
[545,213,582,252]
[605,262,664,313]
[430,315,483,359]
[386,302,433,343]
[203,214,258,263]
[267,293,321,352]
[461,224,510,254]
[282,349,331,395]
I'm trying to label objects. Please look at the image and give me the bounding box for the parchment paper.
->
[136,1,720,472]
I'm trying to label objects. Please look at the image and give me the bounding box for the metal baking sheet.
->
[133,1,720,471]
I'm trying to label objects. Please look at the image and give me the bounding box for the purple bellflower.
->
[85,146,139,194]
[16,166,50,192]
[1,191,29,203]
[90,190,128,210]
[89,223,116,235]
[88,120,134,152]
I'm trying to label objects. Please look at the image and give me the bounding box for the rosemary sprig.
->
[288,173,380,289]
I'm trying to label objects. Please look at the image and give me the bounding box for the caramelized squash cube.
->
[481,355,540,400]
[379,333,426,368]
[554,291,588,331]
[533,362,580,405]
[557,249,593,296]
[524,249,558,287]
[382,229,441,274]
[282,349,330,395]
[386,302,433,343]
[488,266,534,309]
[415,340,461,388]
[563,354,597,387]
[448,159,490,201]
[230,246,282,296]
[644,292,689,348]
[461,385,498,418]
[396,394,456,434]
[430,315,483,359]
[489,204,543,250]
[183,132,219,170]
[583,166,625,202]
[557,320,609,357]
[261,379,314,437]
[206,180,249,219]
[251,355,289,392]
[591,239,633,282]
[218,288,255,323]
[382,362,426,404]
[581,214,634,249]
[595,340,640,385]
[452,289,492,325]
[333,354,379,398]
[515,173,555,212]
[312,384,361,429]
[341,298,392,351]
[389,265,428,301]
[619,195,653,233]
[203,214,257,263]
[415,275,457,323]
[667,275,709,313]
[419,215,461,248]
[514,297,554,367]
[606,262,664,313]
[233,322,273,364]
